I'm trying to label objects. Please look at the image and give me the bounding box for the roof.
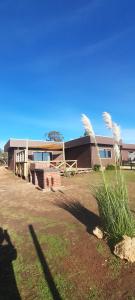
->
[65,135,117,148]
[122,144,135,150]
[4,139,63,152]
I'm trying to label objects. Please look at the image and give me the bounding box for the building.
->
[4,139,64,172]
[65,136,135,168]
[4,136,135,173]
[4,139,66,190]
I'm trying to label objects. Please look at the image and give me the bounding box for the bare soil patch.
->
[0,167,135,299]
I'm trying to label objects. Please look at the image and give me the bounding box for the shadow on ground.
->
[29,224,62,300]
[55,200,100,234]
[0,228,21,300]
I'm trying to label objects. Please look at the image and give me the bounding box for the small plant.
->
[93,164,101,171]
[106,164,115,170]
[106,164,120,170]
[71,170,76,176]
[63,170,71,177]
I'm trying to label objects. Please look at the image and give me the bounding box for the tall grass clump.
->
[81,113,135,243]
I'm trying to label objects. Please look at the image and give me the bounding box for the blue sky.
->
[1,0,135,148]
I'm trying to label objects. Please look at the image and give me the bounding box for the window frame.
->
[33,151,52,162]
[99,148,112,159]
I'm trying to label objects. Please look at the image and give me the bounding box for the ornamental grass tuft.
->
[81,112,135,243]
[93,180,135,243]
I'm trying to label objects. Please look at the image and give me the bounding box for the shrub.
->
[70,170,76,176]
[63,170,71,177]
[81,112,135,244]
[93,179,135,243]
[93,164,101,171]
[106,164,115,170]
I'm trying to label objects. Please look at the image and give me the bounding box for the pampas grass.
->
[103,112,113,130]
[81,114,95,137]
[94,181,135,242]
[112,122,121,143]
[81,112,135,243]
[114,143,120,162]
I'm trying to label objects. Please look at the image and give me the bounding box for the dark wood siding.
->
[65,144,91,168]
[8,149,15,171]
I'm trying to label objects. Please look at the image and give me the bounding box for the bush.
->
[106,164,115,170]
[93,164,101,171]
[70,170,76,176]
[93,179,135,243]
[63,170,71,177]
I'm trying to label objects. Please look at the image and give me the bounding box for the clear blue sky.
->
[1,0,135,148]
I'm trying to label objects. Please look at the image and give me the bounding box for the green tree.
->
[0,149,8,165]
[45,131,64,142]
[84,129,89,136]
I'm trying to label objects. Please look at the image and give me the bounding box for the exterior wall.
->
[8,149,16,171]
[52,151,63,161]
[30,162,50,170]
[30,168,61,189]
[121,149,129,162]
[65,144,91,168]
[91,145,115,167]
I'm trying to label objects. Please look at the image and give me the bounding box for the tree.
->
[84,129,89,136]
[45,131,64,142]
[0,149,8,165]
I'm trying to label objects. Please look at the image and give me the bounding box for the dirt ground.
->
[0,167,135,300]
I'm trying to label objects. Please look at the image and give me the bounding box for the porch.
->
[15,149,78,178]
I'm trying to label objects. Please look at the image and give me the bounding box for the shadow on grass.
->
[0,228,21,300]
[29,224,62,300]
[56,200,100,234]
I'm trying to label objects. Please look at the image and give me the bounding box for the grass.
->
[108,256,121,279]
[38,233,69,260]
[93,178,135,243]
[13,248,74,300]
[127,296,135,300]
[87,285,104,300]
[96,242,106,256]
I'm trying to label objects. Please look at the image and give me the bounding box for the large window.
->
[99,149,111,159]
[33,152,51,161]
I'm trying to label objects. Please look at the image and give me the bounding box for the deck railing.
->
[15,150,77,177]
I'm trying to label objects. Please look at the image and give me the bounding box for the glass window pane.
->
[33,152,42,161]
[43,152,50,161]
[107,151,111,158]
[99,150,106,158]
[99,149,111,158]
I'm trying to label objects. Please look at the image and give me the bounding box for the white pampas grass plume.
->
[112,122,121,143]
[81,114,95,137]
[103,112,113,129]
[114,143,120,161]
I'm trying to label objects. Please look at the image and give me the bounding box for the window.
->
[99,149,111,159]
[128,151,135,161]
[33,152,51,161]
